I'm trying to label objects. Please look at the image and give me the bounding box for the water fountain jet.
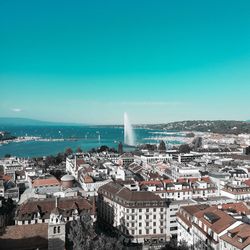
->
[124,112,135,146]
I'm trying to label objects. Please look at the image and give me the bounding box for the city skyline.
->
[1,0,250,124]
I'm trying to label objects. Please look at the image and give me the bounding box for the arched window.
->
[53,226,56,234]
[58,226,60,233]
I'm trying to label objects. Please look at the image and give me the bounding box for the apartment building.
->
[98,181,168,246]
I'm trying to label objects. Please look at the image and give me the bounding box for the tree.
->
[186,132,195,138]
[118,142,123,154]
[76,147,83,153]
[179,144,191,153]
[161,238,189,250]
[158,140,166,151]
[65,148,73,156]
[98,145,109,152]
[68,214,123,250]
[192,137,202,150]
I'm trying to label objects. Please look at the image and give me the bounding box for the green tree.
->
[76,147,83,153]
[65,148,73,156]
[158,140,166,151]
[179,144,191,153]
[68,214,123,250]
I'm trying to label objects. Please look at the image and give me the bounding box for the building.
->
[119,153,135,166]
[172,153,202,163]
[15,196,95,225]
[48,204,66,250]
[220,223,250,250]
[170,163,201,179]
[140,177,217,201]
[177,204,243,250]
[29,174,61,189]
[135,152,172,167]
[221,180,250,200]
[98,181,168,246]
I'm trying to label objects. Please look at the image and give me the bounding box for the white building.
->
[98,181,168,246]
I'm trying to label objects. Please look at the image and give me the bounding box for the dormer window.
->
[238,236,246,243]
[228,232,235,238]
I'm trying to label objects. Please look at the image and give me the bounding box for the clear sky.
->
[0,0,250,124]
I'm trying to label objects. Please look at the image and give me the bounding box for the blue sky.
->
[0,0,250,124]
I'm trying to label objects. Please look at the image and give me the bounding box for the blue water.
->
[0,125,182,158]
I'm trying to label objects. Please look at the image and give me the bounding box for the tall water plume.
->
[124,112,135,146]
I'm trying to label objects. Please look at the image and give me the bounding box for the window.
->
[139,222,142,227]
[146,209,149,212]
[139,209,142,212]
[58,226,60,233]
[139,215,142,220]
[160,229,163,234]
[139,229,142,234]
[146,229,149,234]
[146,222,149,226]
[146,215,149,219]
[153,229,156,234]
[153,208,156,212]
[153,215,156,219]
[53,227,56,234]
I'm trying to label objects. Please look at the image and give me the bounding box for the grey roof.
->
[61,174,74,182]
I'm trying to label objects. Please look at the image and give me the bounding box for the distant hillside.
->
[0,117,85,126]
[143,120,250,134]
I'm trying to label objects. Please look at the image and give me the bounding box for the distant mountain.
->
[0,117,85,126]
[142,120,250,134]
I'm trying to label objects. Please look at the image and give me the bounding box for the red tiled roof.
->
[195,206,236,234]
[16,197,93,220]
[244,179,250,187]
[32,176,60,188]
[139,180,163,186]
[221,223,250,250]
[0,175,12,182]
[221,202,250,214]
